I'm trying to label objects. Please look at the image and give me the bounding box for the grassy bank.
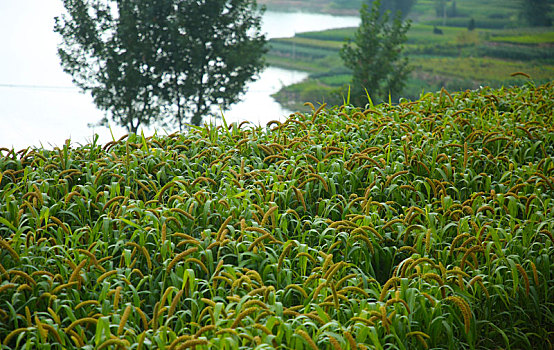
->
[1,81,553,349]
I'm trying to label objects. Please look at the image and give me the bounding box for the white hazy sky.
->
[0,1,358,149]
[0,1,115,149]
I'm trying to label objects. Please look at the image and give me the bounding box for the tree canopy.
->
[55,0,267,133]
[520,0,552,27]
[340,0,411,106]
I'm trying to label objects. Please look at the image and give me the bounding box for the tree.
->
[468,18,475,31]
[55,0,267,133]
[450,0,457,17]
[434,0,445,24]
[340,0,411,106]
[520,0,552,27]
[163,0,267,128]
[54,0,163,133]
[368,0,417,19]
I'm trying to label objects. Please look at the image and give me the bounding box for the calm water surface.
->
[0,1,359,149]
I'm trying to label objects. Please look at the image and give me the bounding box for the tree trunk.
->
[177,100,183,132]
[192,89,205,126]
[191,111,203,126]
[130,121,138,135]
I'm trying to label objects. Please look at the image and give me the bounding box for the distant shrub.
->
[468,18,475,31]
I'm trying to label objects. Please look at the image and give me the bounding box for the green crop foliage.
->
[490,32,554,44]
[1,82,553,349]
[411,57,554,82]
[271,37,345,51]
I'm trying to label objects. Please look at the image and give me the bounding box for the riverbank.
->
[257,0,358,16]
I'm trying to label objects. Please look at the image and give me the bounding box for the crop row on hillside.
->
[489,31,554,44]
[1,82,553,349]
[410,0,523,29]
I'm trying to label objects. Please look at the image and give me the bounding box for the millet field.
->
[0,80,553,349]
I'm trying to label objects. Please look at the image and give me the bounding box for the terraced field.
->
[269,23,554,110]
[1,81,553,349]
[267,0,554,110]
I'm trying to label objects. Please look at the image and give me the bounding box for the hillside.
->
[265,0,554,110]
[1,82,553,349]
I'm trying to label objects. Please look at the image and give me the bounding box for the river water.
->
[0,1,359,149]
